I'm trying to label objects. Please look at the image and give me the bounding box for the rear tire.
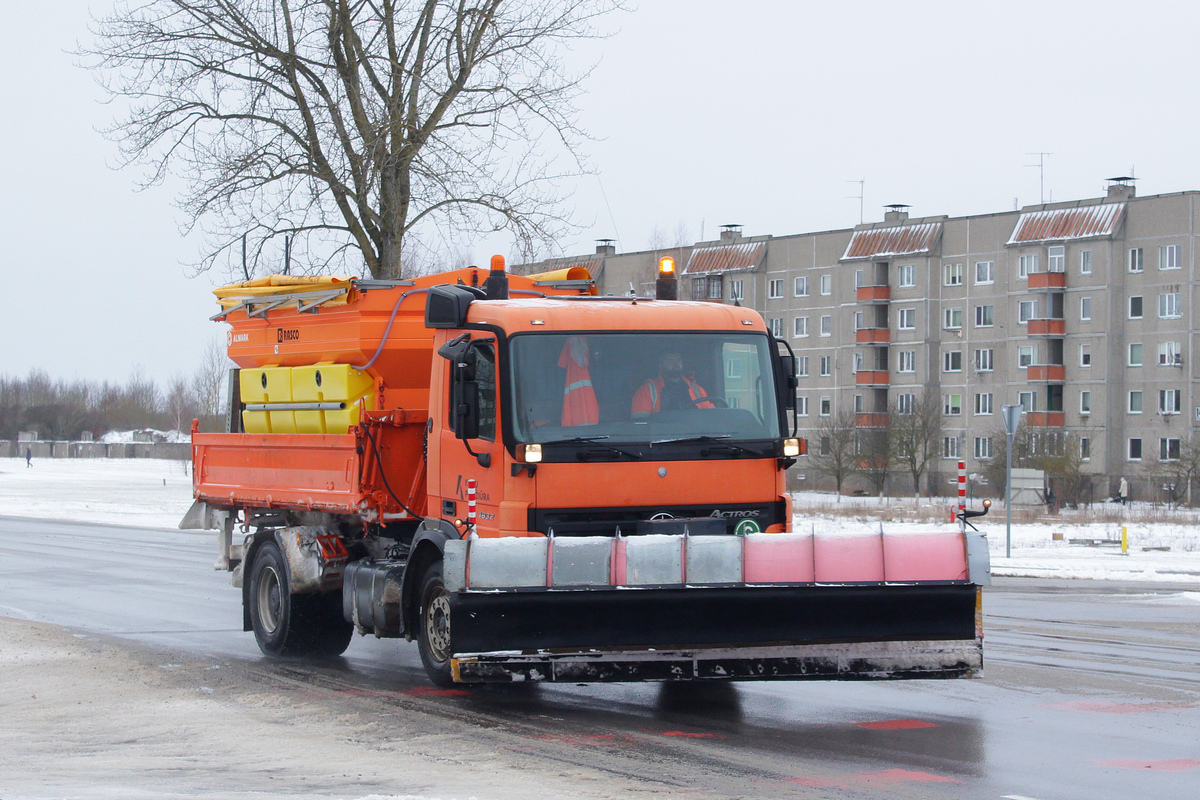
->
[249,540,353,657]
[417,561,456,687]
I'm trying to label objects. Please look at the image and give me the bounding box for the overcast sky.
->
[3,0,1198,386]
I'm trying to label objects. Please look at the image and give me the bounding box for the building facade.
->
[518,182,1200,499]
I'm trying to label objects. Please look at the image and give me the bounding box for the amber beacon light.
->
[655,256,678,300]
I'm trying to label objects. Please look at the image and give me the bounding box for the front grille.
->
[529,501,785,536]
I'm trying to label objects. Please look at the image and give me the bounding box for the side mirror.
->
[778,354,798,409]
[453,378,481,440]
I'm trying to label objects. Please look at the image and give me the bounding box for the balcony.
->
[856,285,891,304]
[1025,411,1066,427]
[1028,271,1066,290]
[855,370,890,387]
[856,412,889,428]
[856,327,890,345]
[1027,318,1066,337]
[1027,364,1066,382]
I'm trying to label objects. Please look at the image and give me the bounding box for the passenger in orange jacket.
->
[632,352,714,418]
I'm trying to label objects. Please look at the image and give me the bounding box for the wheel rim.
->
[424,587,452,663]
[256,564,283,634]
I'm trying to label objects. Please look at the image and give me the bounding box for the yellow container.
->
[291,363,375,434]
[240,367,295,433]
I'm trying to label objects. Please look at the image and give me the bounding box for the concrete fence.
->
[1,440,191,460]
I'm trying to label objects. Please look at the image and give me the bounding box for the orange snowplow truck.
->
[183,256,991,686]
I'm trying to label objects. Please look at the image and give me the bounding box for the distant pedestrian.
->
[1117,476,1129,506]
[25,447,32,468]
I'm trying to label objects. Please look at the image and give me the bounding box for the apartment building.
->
[518,180,1199,497]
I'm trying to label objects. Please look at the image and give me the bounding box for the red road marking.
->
[782,768,958,788]
[531,733,634,747]
[399,686,472,697]
[1050,701,1195,714]
[657,730,723,738]
[854,719,940,730]
[1099,758,1200,772]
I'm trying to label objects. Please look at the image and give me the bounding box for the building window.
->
[820,274,832,295]
[854,269,865,289]
[1160,244,1180,270]
[1080,296,1091,321]
[1159,292,1181,319]
[769,317,783,337]
[944,307,962,330]
[854,311,865,331]
[1018,345,1035,368]
[1160,437,1181,461]
[730,279,744,301]
[975,260,994,284]
[974,437,993,460]
[1129,248,1144,273]
[797,396,809,416]
[820,356,831,376]
[852,353,864,374]
[820,315,832,336]
[768,279,783,299]
[975,348,994,372]
[1129,390,1143,414]
[794,316,809,337]
[794,276,809,297]
[1080,343,1092,367]
[897,350,915,373]
[897,393,915,415]
[1128,438,1143,461]
[1080,250,1092,275]
[975,392,993,415]
[1019,391,1036,413]
[1018,300,1037,323]
[797,356,809,377]
[819,396,831,416]
[944,393,962,415]
[1080,391,1091,415]
[819,436,831,456]
[1080,437,1091,460]
[706,275,723,299]
[898,308,916,330]
[1018,253,1038,278]
[944,263,963,286]
[974,305,994,327]
[943,350,962,372]
[1048,245,1065,272]
[1159,341,1182,366]
[690,278,707,300]
[1160,389,1182,414]
[1128,343,1143,367]
[943,436,960,459]
[898,264,915,288]
[1129,296,1143,319]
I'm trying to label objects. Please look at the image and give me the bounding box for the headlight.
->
[517,443,543,463]
[782,438,802,457]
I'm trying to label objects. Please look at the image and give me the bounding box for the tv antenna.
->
[847,179,865,224]
[1026,152,1052,203]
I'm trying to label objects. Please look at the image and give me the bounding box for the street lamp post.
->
[1001,404,1022,559]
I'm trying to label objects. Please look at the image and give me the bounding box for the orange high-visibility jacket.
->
[558,337,599,425]
[631,374,713,415]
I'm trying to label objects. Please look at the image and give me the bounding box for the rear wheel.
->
[249,540,353,657]
[417,561,456,686]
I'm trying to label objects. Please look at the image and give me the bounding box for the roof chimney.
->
[883,204,910,223]
[1105,176,1136,202]
[595,238,616,255]
[719,224,743,242]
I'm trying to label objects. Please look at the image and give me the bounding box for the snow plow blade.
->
[444,584,982,683]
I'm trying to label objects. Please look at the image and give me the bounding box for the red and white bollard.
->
[466,478,478,534]
[957,460,967,534]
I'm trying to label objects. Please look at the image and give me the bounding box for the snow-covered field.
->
[2,457,1198,584]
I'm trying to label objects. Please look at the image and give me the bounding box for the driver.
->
[631,352,714,418]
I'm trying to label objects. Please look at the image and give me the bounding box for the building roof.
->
[1007,203,1125,245]
[841,222,942,261]
[682,241,766,275]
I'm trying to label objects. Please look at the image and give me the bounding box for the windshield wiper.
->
[650,434,762,457]
[549,435,643,460]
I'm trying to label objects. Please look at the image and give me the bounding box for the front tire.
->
[417,561,456,687]
[249,540,353,657]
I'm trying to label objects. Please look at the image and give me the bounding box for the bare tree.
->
[811,407,858,499]
[192,336,231,421]
[165,373,197,432]
[1147,432,1200,506]
[854,427,891,498]
[86,0,620,279]
[889,392,942,499]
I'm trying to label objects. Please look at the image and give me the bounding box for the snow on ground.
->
[1,458,1198,583]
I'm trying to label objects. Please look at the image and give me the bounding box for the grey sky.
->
[2,0,1196,385]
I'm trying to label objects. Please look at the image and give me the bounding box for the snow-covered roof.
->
[841,222,942,261]
[682,242,765,276]
[1007,203,1125,245]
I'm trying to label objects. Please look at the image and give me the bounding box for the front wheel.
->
[248,540,353,657]
[417,561,456,687]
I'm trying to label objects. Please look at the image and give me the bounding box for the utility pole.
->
[1025,152,1052,204]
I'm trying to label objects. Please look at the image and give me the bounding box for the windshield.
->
[510,332,781,444]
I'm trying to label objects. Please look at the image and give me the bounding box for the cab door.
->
[437,339,503,535]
